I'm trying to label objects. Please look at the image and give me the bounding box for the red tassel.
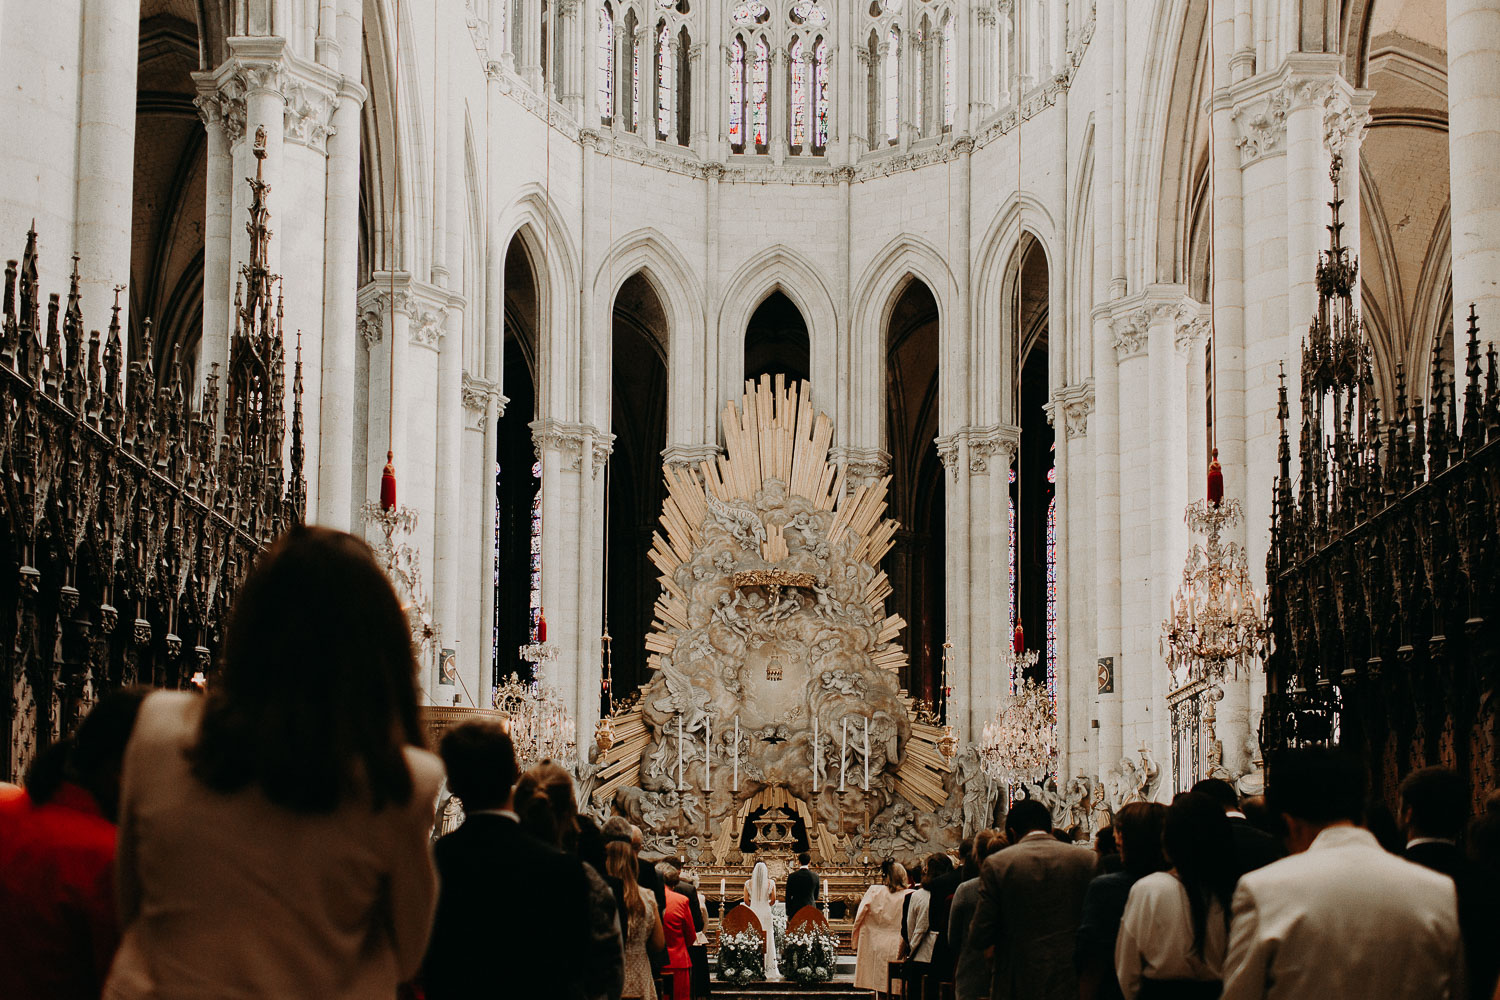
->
[537,611,547,643]
[1013,622,1024,654]
[1207,448,1224,506]
[380,451,397,511]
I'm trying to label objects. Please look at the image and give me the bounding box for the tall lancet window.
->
[942,13,955,130]
[813,38,829,150]
[656,23,672,139]
[752,36,770,151]
[790,37,808,148]
[1009,464,1018,636]
[598,3,615,123]
[914,21,926,134]
[729,36,746,150]
[884,25,900,144]
[1045,463,1057,709]
[530,460,543,640]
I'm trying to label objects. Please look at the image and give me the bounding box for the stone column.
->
[853,48,871,156]
[667,35,682,145]
[1447,0,1500,353]
[192,80,236,396]
[690,41,708,151]
[770,45,789,161]
[434,92,467,701]
[74,0,138,329]
[522,0,544,92]
[998,0,1014,109]
[1110,304,1152,762]
[1093,305,1123,778]
[937,439,973,735]
[318,75,367,530]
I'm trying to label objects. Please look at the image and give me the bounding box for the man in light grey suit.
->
[1221,749,1465,1000]
[968,798,1100,1000]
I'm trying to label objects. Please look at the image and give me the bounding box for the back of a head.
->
[514,761,578,848]
[71,686,149,818]
[1268,747,1366,826]
[1006,798,1053,839]
[972,828,1004,868]
[575,813,608,873]
[440,719,518,813]
[192,525,422,813]
[1114,801,1168,875]
[1190,777,1240,813]
[657,861,680,888]
[1094,824,1117,855]
[606,840,646,937]
[1164,793,1238,955]
[886,861,908,891]
[23,738,74,807]
[1400,767,1467,841]
[602,815,634,845]
[798,850,811,866]
[925,852,954,881]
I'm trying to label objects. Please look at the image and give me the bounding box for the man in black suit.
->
[1191,777,1283,875]
[786,851,819,915]
[1401,766,1500,998]
[420,720,600,1000]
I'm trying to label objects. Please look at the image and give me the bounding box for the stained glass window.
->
[1046,464,1057,711]
[493,462,502,680]
[729,36,745,149]
[884,26,900,144]
[657,23,671,139]
[598,4,614,123]
[627,10,640,132]
[1009,464,1017,630]
[943,14,955,130]
[790,38,807,148]
[530,460,543,641]
[813,39,829,149]
[752,36,769,149]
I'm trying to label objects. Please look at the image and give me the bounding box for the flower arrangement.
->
[780,925,839,985]
[716,929,766,984]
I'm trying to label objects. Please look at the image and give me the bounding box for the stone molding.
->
[355,275,459,353]
[935,424,1020,480]
[461,371,507,423]
[1047,380,1096,439]
[828,445,890,489]
[197,38,343,154]
[1109,289,1203,361]
[663,443,723,479]
[1229,57,1368,168]
[531,418,616,476]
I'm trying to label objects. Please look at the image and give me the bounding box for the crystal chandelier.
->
[493,671,577,770]
[1161,469,1268,776]
[978,677,1057,784]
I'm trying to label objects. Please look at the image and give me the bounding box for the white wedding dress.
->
[748,862,782,981]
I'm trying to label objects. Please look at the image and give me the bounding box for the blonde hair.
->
[886,862,908,891]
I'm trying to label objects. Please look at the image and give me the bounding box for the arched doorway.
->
[883,278,945,705]
[744,290,810,385]
[495,233,542,685]
[607,273,669,702]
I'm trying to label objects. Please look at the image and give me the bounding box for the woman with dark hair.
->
[608,839,665,1000]
[1114,793,1236,999]
[1076,802,1169,1000]
[102,526,445,999]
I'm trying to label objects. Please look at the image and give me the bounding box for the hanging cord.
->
[380,0,404,511]
[1207,0,1219,459]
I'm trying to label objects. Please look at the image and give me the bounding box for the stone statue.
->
[1061,773,1094,834]
[1089,781,1113,835]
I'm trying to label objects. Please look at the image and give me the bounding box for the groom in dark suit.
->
[786,851,819,915]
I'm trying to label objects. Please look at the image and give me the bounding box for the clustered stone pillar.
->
[1447,0,1500,354]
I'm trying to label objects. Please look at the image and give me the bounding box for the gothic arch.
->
[1065,124,1097,387]
[973,194,1059,427]
[717,246,838,414]
[594,228,704,445]
[1147,0,1210,289]
[360,0,425,279]
[499,187,583,419]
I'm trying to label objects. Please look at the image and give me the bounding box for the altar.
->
[582,377,1003,871]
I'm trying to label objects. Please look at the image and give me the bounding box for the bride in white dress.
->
[746,862,782,981]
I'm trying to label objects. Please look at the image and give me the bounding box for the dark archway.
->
[1013,236,1054,689]
[495,234,541,685]
[744,290,810,385]
[883,278,945,707]
[606,273,669,703]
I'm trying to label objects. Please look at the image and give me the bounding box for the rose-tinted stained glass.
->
[1046,464,1057,712]
[729,37,745,148]
[813,39,829,149]
[657,24,671,138]
[1009,464,1018,629]
[752,37,769,148]
[597,5,614,122]
[530,460,542,640]
[790,38,807,147]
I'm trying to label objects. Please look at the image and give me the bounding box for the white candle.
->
[704,715,712,789]
[812,715,819,792]
[720,877,727,900]
[733,715,740,791]
[840,718,848,791]
[677,715,684,791]
[863,716,870,790]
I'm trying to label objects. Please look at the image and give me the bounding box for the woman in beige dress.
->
[608,840,665,1000]
[853,862,910,996]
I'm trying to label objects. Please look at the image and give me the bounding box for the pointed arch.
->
[498,187,583,419]
[717,246,838,415]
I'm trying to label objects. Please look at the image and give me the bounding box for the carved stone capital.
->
[1230,87,1289,167]
[962,424,1020,475]
[461,372,503,414]
[531,418,613,475]
[935,433,961,481]
[829,445,890,490]
[282,76,339,153]
[1049,380,1096,440]
[1110,309,1150,360]
[663,443,723,479]
[977,4,997,26]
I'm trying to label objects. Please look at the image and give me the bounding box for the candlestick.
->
[704,715,711,789]
[812,715,819,792]
[733,715,740,791]
[677,715,684,791]
[863,716,870,790]
[839,717,848,791]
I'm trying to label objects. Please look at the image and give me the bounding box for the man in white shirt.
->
[1220,748,1465,1000]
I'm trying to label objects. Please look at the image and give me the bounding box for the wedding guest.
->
[1190,778,1282,876]
[656,863,697,1000]
[678,871,712,999]
[1076,802,1169,1000]
[970,799,1100,1000]
[514,761,625,1000]
[0,689,146,1000]
[854,861,909,997]
[903,853,953,1000]
[1115,794,1235,999]
[951,830,1006,1000]
[103,526,445,1000]
[1220,749,1463,1000]
[609,841,664,1000]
